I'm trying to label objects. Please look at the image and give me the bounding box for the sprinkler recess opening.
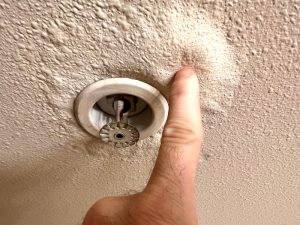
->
[91,94,154,133]
[74,78,169,140]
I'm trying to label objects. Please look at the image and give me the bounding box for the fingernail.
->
[175,67,196,81]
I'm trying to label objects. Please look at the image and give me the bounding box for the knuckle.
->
[162,119,203,145]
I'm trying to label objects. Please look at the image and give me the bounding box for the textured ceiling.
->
[0,0,299,225]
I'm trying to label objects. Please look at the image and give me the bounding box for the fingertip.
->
[170,67,199,98]
[174,67,196,81]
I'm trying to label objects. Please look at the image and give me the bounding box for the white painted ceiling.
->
[0,1,299,225]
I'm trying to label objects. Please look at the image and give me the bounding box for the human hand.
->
[83,68,204,225]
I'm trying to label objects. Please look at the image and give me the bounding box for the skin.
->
[83,68,204,225]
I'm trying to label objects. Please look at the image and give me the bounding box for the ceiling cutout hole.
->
[74,78,169,140]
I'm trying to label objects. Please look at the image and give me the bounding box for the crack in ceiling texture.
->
[0,0,299,225]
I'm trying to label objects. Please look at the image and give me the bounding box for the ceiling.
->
[0,0,299,225]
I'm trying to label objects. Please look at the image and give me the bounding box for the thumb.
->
[146,67,203,192]
[162,67,203,146]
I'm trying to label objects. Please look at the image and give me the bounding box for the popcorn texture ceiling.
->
[0,0,299,225]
